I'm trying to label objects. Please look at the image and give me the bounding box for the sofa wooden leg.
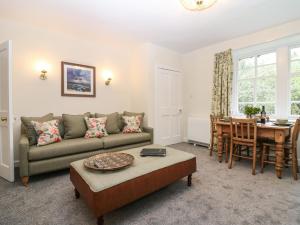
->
[21,176,29,187]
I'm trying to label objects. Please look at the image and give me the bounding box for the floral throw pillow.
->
[31,120,62,146]
[122,116,142,133]
[84,117,108,138]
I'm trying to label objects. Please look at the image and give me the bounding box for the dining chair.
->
[228,118,258,175]
[209,114,229,162]
[261,118,299,180]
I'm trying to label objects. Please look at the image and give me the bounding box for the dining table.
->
[215,121,292,179]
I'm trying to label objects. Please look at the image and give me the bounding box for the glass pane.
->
[257,52,276,65]
[238,103,253,114]
[291,76,300,101]
[238,67,255,79]
[257,64,276,77]
[238,57,255,70]
[238,80,254,102]
[256,103,275,115]
[291,61,300,74]
[291,103,300,115]
[256,77,276,102]
[291,47,300,60]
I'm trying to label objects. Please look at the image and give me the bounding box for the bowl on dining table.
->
[276,119,288,125]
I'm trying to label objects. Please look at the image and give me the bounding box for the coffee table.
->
[70,144,197,225]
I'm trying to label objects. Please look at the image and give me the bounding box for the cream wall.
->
[0,19,140,161]
[182,19,300,139]
[130,43,182,137]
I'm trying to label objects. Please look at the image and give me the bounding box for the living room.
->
[0,0,300,225]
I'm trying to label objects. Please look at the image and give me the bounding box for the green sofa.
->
[19,113,153,186]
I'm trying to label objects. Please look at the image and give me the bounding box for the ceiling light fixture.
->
[180,0,217,11]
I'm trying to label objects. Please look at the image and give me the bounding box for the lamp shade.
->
[180,0,217,11]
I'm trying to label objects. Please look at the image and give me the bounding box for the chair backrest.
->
[210,114,222,133]
[229,118,257,145]
[291,118,300,148]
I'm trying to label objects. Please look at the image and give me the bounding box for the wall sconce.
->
[35,61,50,80]
[105,77,112,86]
[102,70,113,86]
[40,70,47,80]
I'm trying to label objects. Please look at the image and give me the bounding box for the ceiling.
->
[1,0,300,53]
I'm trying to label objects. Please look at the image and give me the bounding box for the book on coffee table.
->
[140,148,166,157]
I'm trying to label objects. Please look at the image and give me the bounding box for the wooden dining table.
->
[215,121,291,179]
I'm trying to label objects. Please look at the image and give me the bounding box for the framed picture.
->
[61,61,96,97]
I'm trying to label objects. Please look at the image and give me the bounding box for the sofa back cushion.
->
[95,112,121,134]
[21,113,54,146]
[63,112,91,139]
[53,116,65,138]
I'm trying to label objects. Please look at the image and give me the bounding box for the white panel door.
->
[0,40,14,182]
[155,67,182,145]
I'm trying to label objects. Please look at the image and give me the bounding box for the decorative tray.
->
[84,152,134,171]
[273,122,293,126]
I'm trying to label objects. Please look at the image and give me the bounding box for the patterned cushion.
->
[21,113,54,146]
[31,120,62,146]
[123,111,144,131]
[84,117,108,138]
[122,116,142,133]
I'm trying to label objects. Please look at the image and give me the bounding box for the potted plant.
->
[243,105,260,118]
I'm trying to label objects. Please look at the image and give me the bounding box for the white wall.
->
[0,19,139,161]
[131,43,182,129]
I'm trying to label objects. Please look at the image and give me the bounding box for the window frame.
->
[232,34,300,119]
[235,51,277,115]
[233,48,278,116]
[288,45,300,118]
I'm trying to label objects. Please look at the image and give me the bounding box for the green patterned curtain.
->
[211,49,233,117]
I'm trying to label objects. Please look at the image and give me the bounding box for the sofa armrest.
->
[19,134,30,177]
[143,126,154,144]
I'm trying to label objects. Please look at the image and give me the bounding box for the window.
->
[237,52,276,114]
[290,47,300,115]
[233,35,300,118]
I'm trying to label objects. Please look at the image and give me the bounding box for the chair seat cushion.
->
[29,138,104,161]
[102,133,151,149]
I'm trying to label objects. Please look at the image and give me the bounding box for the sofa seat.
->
[102,133,151,149]
[29,138,104,161]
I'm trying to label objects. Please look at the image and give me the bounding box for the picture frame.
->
[61,61,96,97]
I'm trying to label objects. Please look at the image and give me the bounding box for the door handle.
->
[1,117,7,122]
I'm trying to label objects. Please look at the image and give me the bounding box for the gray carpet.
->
[0,143,299,225]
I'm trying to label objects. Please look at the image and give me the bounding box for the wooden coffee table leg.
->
[187,174,192,186]
[74,188,80,199]
[97,216,104,225]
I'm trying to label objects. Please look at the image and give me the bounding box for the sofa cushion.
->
[102,132,151,149]
[53,116,65,138]
[122,116,142,133]
[95,112,121,134]
[28,138,104,161]
[32,119,62,146]
[63,113,91,139]
[21,113,54,146]
[123,111,145,130]
[84,117,108,138]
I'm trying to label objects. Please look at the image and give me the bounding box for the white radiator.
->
[187,117,210,147]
